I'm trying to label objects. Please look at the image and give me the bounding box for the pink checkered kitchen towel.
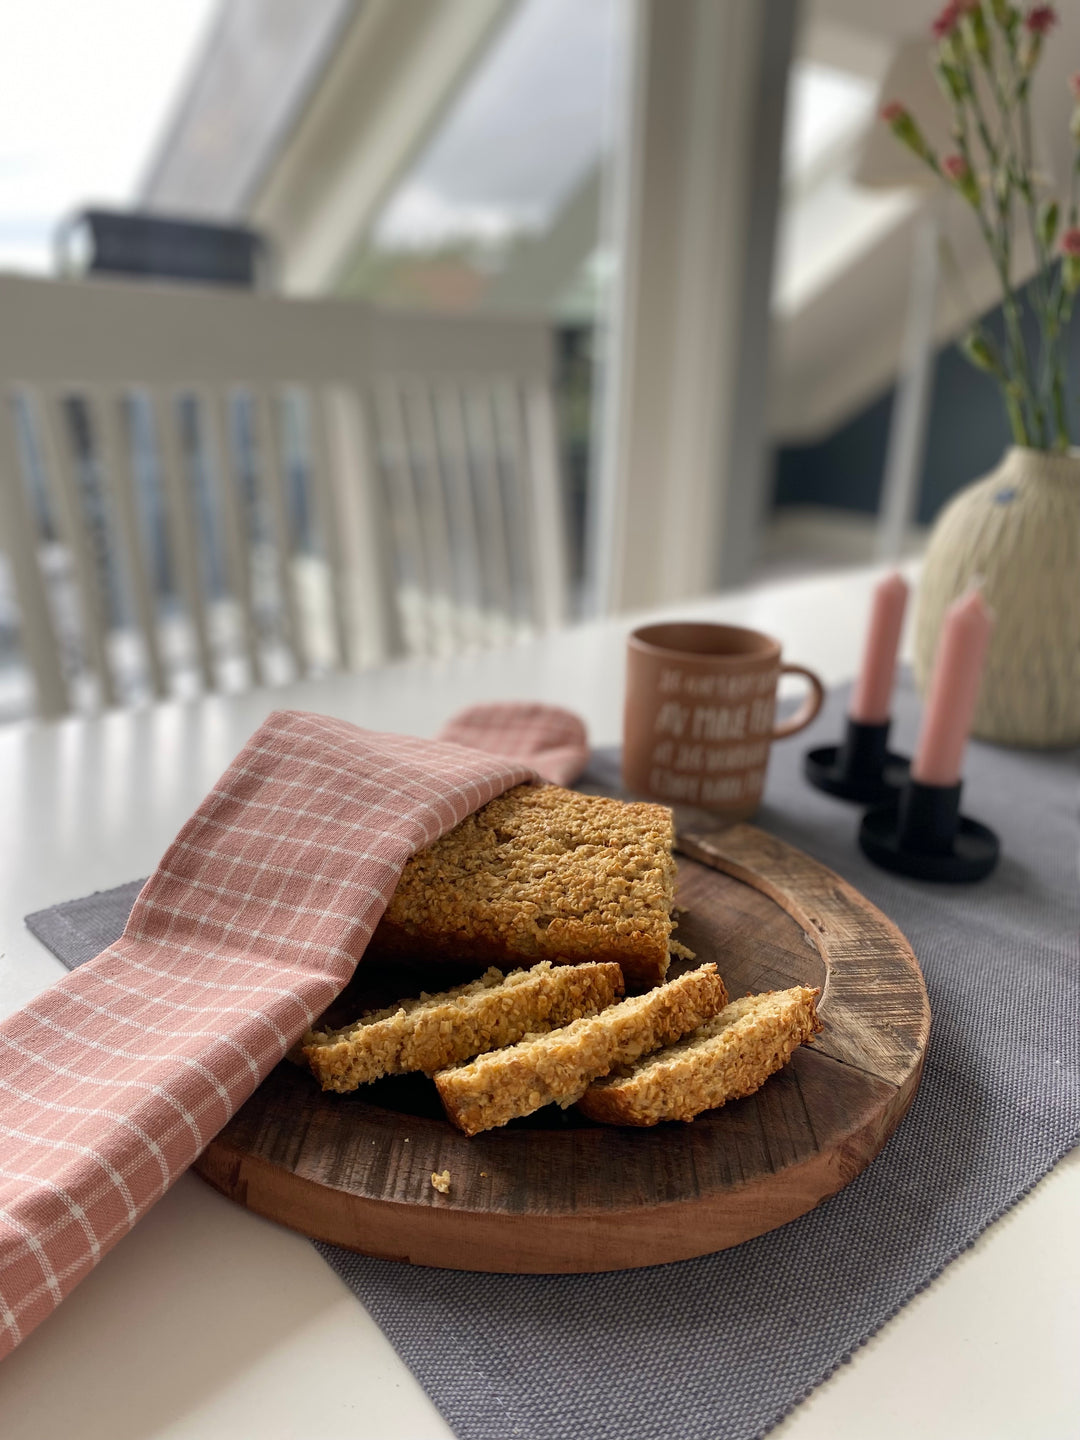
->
[0,703,588,1359]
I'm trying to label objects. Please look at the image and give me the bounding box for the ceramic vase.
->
[913,446,1080,747]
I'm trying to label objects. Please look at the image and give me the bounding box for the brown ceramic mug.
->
[623,622,825,821]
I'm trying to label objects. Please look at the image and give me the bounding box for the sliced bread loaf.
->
[434,963,728,1135]
[305,960,624,1092]
[577,985,821,1125]
[368,783,680,989]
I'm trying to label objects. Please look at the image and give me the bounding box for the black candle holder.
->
[859,777,999,883]
[804,717,910,805]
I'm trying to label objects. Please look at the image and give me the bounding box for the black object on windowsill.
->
[803,716,910,805]
[56,209,270,289]
[859,776,999,883]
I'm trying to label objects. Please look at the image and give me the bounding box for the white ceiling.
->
[771,0,1080,441]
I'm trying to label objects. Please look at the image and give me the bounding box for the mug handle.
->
[771,664,825,740]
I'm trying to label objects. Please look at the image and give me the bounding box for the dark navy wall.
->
[772,278,1080,525]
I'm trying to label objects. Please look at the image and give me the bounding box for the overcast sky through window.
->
[0,0,879,295]
[373,0,621,255]
[0,0,217,273]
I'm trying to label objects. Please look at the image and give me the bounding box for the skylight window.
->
[782,60,877,181]
[372,0,620,255]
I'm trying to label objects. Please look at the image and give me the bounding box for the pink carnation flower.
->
[942,154,970,181]
[1025,5,1057,33]
[933,2,961,38]
[1059,227,1080,256]
[880,101,907,124]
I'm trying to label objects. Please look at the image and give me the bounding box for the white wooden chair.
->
[0,273,567,718]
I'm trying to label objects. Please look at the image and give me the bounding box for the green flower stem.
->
[951,105,1038,444]
[991,23,1068,449]
[948,40,1041,439]
[1004,386,1032,445]
[1014,62,1063,445]
[1047,158,1080,324]
[958,52,1048,444]
[885,3,1072,451]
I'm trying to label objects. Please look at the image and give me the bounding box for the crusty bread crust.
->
[304,960,624,1092]
[434,964,728,1136]
[577,986,821,1126]
[367,784,679,990]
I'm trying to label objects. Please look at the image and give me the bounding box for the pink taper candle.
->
[911,587,995,787]
[849,572,909,724]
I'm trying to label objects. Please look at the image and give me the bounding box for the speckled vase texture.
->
[914,446,1080,747]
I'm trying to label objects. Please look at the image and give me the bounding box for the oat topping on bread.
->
[578,985,821,1126]
[367,784,680,989]
[434,963,728,1136]
[303,960,624,1092]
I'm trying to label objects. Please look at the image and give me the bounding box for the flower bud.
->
[1024,5,1057,35]
[936,60,969,103]
[881,104,936,166]
[962,6,992,59]
[961,329,1003,374]
[1037,199,1059,249]
[943,153,981,206]
[932,2,961,39]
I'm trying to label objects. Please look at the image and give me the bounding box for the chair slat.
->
[462,384,515,635]
[91,388,168,699]
[372,382,431,656]
[202,390,264,688]
[0,391,69,716]
[400,382,458,654]
[40,389,118,708]
[319,385,402,668]
[303,388,351,671]
[522,381,568,631]
[151,386,216,692]
[251,386,304,675]
[490,380,538,628]
[432,383,485,644]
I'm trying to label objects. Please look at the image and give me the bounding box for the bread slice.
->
[368,783,680,990]
[434,963,728,1136]
[304,960,624,1092]
[577,985,821,1126]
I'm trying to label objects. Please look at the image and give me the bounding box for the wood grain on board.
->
[195,824,930,1272]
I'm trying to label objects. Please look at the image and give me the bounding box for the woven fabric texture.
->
[436,702,589,786]
[1,706,553,1359]
[24,681,1080,1440]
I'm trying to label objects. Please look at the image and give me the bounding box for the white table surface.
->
[0,564,1076,1440]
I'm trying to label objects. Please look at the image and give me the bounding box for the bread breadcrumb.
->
[303,960,624,1092]
[577,985,821,1126]
[434,964,728,1136]
[369,784,680,989]
[431,1170,451,1194]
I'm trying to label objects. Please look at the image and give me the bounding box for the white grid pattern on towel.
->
[0,703,587,1358]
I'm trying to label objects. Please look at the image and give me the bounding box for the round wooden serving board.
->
[195,824,930,1272]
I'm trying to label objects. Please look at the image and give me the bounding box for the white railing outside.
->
[0,274,568,718]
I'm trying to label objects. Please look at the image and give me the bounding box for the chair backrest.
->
[0,273,567,717]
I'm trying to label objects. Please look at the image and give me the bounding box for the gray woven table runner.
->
[26,679,1080,1440]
